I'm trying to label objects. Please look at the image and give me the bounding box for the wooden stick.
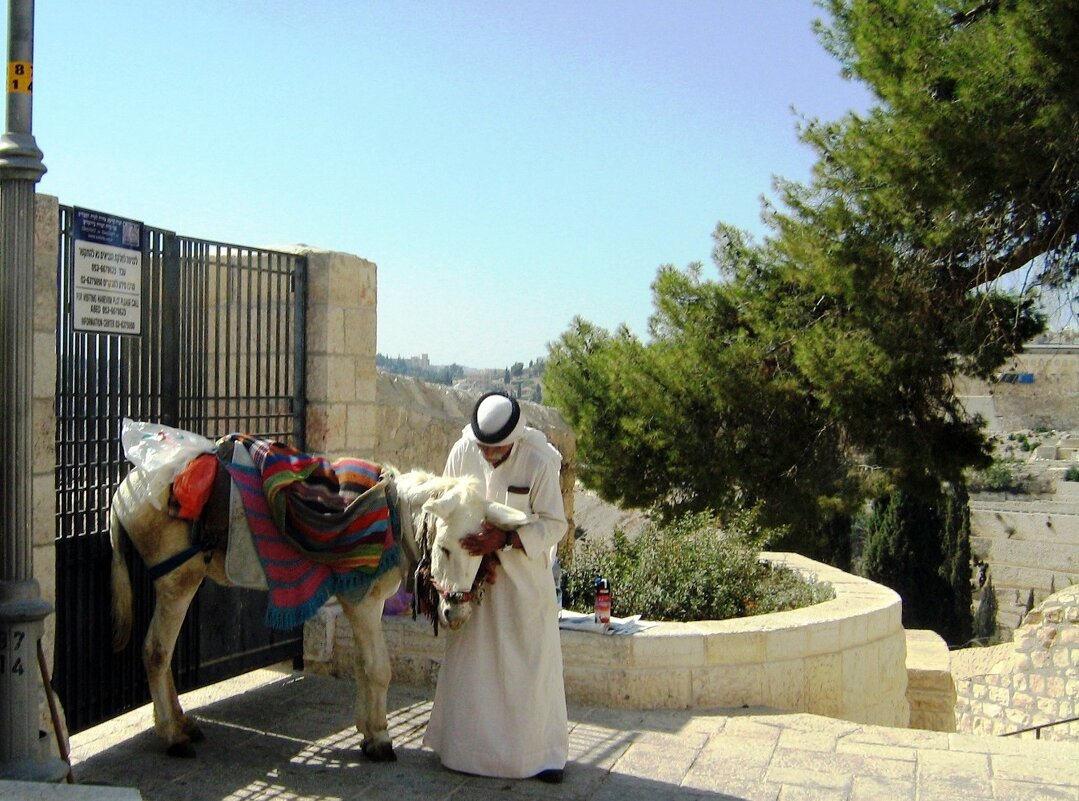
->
[37,639,76,784]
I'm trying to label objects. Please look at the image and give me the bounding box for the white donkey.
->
[110,462,527,760]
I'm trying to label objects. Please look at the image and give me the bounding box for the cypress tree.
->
[940,482,973,646]
[973,577,998,644]
[861,484,973,645]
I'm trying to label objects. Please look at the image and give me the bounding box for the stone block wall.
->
[969,501,1079,634]
[305,552,914,728]
[955,350,1079,432]
[953,586,1079,741]
[370,372,577,551]
[279,246,378,460]
[905,629,956,731]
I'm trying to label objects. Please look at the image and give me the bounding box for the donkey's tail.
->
[109,502,134,653]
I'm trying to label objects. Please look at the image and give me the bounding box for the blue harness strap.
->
[146,544,203,581]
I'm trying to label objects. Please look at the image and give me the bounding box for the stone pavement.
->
[24,663,1079,801]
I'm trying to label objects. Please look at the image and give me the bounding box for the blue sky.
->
[26,1,873,368]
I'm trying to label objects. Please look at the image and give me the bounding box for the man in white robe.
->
[422,391,569,783]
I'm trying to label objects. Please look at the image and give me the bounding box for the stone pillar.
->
[30,194,57,679]
[289,248,377,459]
[0,0,66,777]
[905,629,957,731]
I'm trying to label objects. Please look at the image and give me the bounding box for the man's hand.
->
[461,522,510,556]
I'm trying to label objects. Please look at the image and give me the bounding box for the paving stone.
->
[990,778,1078,800]
[53,666,1079,801]
[849,774,916,801]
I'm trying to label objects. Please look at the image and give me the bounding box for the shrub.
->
[1064,465,1079,482]
[562,509,833,622]
[968,460,1026,493]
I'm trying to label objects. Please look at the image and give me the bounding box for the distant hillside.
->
[376,353,547,402]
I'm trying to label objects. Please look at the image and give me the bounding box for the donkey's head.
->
[422,478,529,630]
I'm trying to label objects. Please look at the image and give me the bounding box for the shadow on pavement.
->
[69,669,756,801]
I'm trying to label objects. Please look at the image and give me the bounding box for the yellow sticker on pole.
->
[8,61,32,94]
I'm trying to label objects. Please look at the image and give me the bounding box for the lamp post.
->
[0,0,66,782]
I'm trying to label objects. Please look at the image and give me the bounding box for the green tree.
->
[859,484,972,645]
[813,0,1078,291]
[941,482,974,645]
[973,577,998,644]
[546,0,1066,560]
[546,266,858,560]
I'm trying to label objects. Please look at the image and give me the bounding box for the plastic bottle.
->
[593,576,611,629]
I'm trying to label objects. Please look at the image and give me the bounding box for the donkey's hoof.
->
[360,740,397,762]
[166,740,197,758]
[182,720,205,743]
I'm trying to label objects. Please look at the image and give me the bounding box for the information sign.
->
[72,208,143,335]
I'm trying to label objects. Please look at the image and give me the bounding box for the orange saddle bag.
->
[170,453,219,520]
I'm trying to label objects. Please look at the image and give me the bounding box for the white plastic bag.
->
[120,418,216,511]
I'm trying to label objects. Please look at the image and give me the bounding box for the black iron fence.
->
[53,205,308,733]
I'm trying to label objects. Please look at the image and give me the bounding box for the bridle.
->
[415,512,482,602]
[387,477,487,635]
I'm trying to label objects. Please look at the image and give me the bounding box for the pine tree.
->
[545,0,1069,564]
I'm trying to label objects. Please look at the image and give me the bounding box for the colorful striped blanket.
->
[222,434,400,630]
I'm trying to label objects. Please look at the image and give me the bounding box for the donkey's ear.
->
[422,493,457,520]
[485,500,532,531]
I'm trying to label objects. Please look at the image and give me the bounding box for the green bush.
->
[968,460,1025,493]
[1065,465,1079,482]
[562,509,833,622]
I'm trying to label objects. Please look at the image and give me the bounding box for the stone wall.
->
[956,349,1079,433]
[281,246,379,460]
[905,629,957,732]
[305,553,915,729]
[370,372,577,551]
[969,499,1079,635]
[952,586,1079,741]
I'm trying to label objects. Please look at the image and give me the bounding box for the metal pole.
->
[0,0,67,782]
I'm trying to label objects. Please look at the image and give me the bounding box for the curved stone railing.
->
[304,552,911,728]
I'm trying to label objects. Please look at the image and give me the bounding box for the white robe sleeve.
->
[516,449,566,559]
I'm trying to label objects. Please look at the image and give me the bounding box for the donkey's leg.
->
[339,572,401,762]
[144,563,205,758]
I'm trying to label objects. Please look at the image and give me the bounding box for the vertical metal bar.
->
[243,247,254,431]
[293,256,307,450]
[161,232,180,426]
[255,249,265,428]
[273,255,281,434]
[220,245,230,430]
[186,238,199,430]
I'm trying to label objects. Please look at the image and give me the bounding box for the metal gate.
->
[53,205,308,734]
